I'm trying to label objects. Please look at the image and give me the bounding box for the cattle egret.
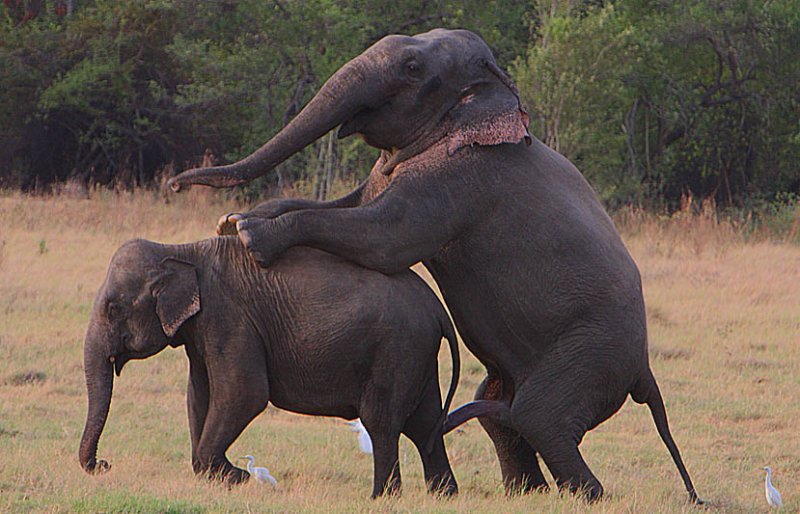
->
[764,466,783,509]
[242,455,277,486]
[346,419,373,454]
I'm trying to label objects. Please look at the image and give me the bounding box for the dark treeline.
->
[1,0,799,211]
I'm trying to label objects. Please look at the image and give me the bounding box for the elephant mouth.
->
[337,95,397,141]
[337,115,362,139]
[111,351,150,376]
[338,105,380,139]
[112,354,128,376]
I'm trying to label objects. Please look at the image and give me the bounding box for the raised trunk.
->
[78,330,114,473]
[169,57,383,191]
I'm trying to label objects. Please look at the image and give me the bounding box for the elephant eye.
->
[107,301,123,321]
[404,60,422,77]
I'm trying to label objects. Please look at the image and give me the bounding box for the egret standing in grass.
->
[346,419,373,454]
[764,466,783,509]
[242,455,278,487]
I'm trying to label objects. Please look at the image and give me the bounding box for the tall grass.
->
[0,189,797,513]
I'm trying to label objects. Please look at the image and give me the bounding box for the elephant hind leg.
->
[402,377,458,496]
[510,377,603,501]
[359,389,404,498]
[360,419,402,498]
[534,438,603,501]
[475,374,548,494]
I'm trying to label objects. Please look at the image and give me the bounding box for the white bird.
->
[346,419,373,454]
[242,455,277,486]
[764,466,783,509]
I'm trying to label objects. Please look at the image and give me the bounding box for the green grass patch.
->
[72,491,203,514]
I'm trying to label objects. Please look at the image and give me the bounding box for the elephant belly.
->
[267,373,362,420]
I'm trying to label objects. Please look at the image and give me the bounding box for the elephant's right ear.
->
[151,258,201,338]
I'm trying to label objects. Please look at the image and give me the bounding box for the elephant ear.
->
[445,60,531,156]
[151,258,201,338]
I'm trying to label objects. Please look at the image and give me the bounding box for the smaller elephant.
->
[78,236,461,497]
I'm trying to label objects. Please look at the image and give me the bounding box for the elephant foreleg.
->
[194,360,269,485]
[475,374,549,494]
[186,347,210,473]
[217,182,366,235]
[236,175,472,272]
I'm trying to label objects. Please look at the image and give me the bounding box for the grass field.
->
[0,190,797,513]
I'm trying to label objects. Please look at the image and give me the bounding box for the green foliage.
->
[514,3,637,204]
[513,0,800,209]
[0,0,797,210]
[0,0,532,194]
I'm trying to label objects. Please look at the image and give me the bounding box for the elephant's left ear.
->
[445,108,530,156]
[151,258,201,338]
[445,60,531,156]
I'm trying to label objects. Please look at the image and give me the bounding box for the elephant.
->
[78,236,461,498]
[167,28,700,503]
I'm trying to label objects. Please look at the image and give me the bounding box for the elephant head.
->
[79,239,200,473]
[168,28,529,190]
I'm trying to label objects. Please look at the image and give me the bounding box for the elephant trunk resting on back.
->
[79,236,461,498]
[168,28,700,503]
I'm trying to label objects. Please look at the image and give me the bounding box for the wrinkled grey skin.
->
[168,29,699,503]
[78,237,460,498]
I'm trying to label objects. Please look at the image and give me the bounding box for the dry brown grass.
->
[0,189,798,513]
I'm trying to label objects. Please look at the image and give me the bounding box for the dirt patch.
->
[7,370,46,386]
[650,346,692,361]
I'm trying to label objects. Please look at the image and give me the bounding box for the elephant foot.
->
[222,466,250,487]
[559,479,603,503]
[216,213,243,236]
[195,462,250,486]
[428,473,458,497]
[504,475,549,496]
[236,218,281,267]
[371,481,401,499]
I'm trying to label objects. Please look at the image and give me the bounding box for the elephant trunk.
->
[78,327,114,473]
[168,56,385,191]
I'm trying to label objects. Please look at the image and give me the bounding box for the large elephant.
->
[78,237,460,498]
[168,29,699,502]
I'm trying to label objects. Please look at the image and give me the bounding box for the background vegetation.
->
[2,0,799,214]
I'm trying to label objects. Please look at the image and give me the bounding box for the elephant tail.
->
[424,313,461,454]
[631,368,701,504]
[441,399,512,434]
